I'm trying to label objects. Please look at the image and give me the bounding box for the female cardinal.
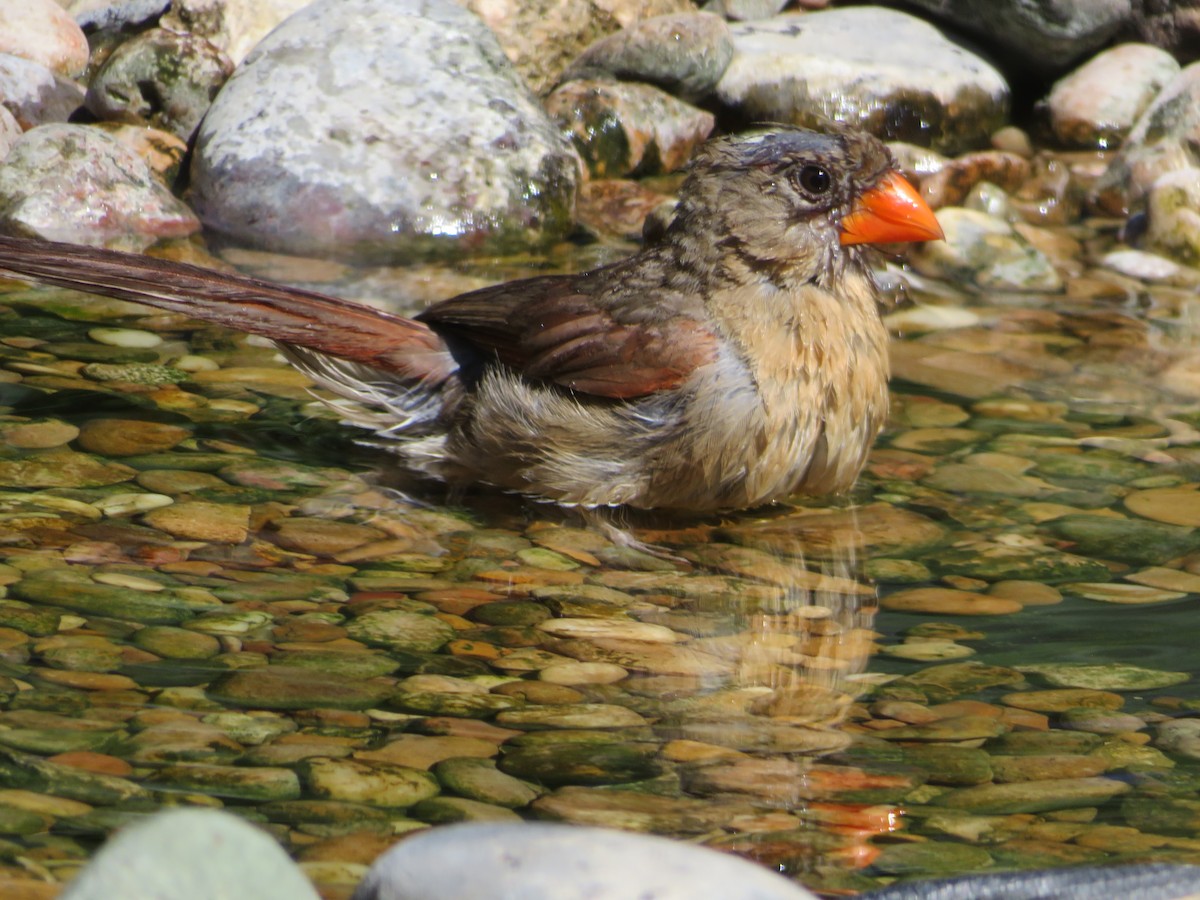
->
[0,126,941,511]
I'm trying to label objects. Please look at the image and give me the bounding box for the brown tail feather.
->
[0,234,458,384]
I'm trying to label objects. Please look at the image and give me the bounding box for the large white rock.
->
[61,808,321,900]
[351,821,819,900]
[715,6,1009,155]
[190,0,579,263]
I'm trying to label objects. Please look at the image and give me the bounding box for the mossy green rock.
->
[0,451,136,488]
[389,691,521,719]
[346,610,455,652]
[872,840,994,875]
[207,666,393,710]
[433,757,541,808]
[409,796,522,823]
[298,758,440,808]
[146,763,301,802]
[935,776,1131,814]
[1047,515,1200,566]
[0,748,150,805]
[270,650,400,679]
[1017,662,1189,691]
[0,602,61,637]
[929,541,1111,583]
[12,574,197,625]
[901,746,993,786]
[498,742,663,786]
[130,625,220,659]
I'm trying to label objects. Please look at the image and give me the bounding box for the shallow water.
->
[1,205,1200,897]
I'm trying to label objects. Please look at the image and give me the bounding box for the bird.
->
[0,125,941,513]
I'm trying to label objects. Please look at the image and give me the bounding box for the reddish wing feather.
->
[419,277,719,400]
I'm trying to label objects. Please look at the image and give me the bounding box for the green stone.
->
[935,776,1131,814]
[270,650,400,679]
[871,840,994,875]
[929,541,1112,583]
[0,748,150,805]
[345,610,455,653]
[498,742,663,786]
[11,574,197,625]
[901,746,993,786]
[408,796,522,823]
[146,763,301,802]
[389,691,522,719]
[433,757,541,808]
[1046,515,1200,566]
[207,667,393,710]
[1016,662,1189,691]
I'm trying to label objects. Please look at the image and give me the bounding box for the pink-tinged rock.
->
[0,124,200,250]
[0,1,89,77]
[0,53,84,129]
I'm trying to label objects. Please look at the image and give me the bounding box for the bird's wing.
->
[418,273,720,400]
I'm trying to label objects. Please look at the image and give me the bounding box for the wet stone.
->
[989,754,1110,783]
[409,795,521,824]
[11,573,200,625]
[1046,515,1200,567]
[142,501,250,544]
[872,841,994,876]
[881,588,1022,617]
[495,703,647,731]
[130,625,221,660]
[1058,708,1146,735]
[999,689,1124,713]
[298,757,440,808]
[206,667,393,710]
[936,776,1131,814]
[390,691,521,719]
[1062,582,1187,604]
[0,418,78,449]
[0,450,135,488]
[75,419,190,457]
[901,746,993,786]
[345,610,455,653]
[433,757,541,808]
[270,650,399,680]
[146,763,300,802]
[1017,663,1189,692]
[498,741,663,787]
[531,785,742,834]
[929,541,1112,583]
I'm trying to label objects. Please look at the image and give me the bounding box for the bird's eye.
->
[797,165,831,195]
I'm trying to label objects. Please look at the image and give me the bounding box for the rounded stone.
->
[352,822,816,900]
[190,0,578,263]
[76,419,190,456]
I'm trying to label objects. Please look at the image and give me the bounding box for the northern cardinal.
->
[0,126,941,511]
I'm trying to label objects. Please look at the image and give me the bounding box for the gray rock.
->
[714,7,1008,154]
[895,0,1131,73]
[546,79,714,178]
[703,0,789,21]
[190,0,579,263]
[0,105,20,163]
[1092,62,1200,215]
[85,27,233,141]
[60,808,320,900]
[1045,43,1180,149]
[0,123,200,249]
[350,821,817,899]
[560,12,733,101]
[0,52,84,129]
[861,863,1200,900]
[72,1,169,32]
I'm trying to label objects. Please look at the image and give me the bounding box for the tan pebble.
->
[76,419,190,456]
[142,501,250,543]
[0,419,79,449]
[1064,582,1186,604]
[32,668,139,691]
[535,617,682,642]
[1125,485,1200,526]
[93,571,165,591]
[1000,688,1123,712]
[538,662,628,685]
[1125,566,1200,592]
[987,581,1063,605]
[881,587,1022,616]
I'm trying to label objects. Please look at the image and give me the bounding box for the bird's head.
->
[669,126,942,284]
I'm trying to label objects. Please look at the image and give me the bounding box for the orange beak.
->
[839,170,944,246]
